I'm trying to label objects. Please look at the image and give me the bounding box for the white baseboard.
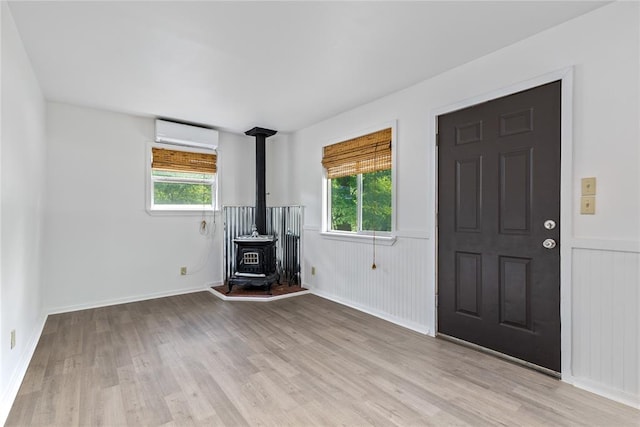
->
[207,287,311,302]
[309,288,431,335]
[0,313,48,426]
[46,284,213,315]
[570,377,640,410]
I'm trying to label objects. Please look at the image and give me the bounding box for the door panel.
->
[455,251,482,316]
[499,149,532,234]
[499,256,531,330]
[455,157,482,232]
[438,81,561,372]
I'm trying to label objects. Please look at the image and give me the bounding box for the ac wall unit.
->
[155,119,218,150]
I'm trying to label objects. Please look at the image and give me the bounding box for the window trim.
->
[321,121,397,241]
[146,142,219,215]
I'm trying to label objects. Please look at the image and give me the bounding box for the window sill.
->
[147,207,219,217]
[320,231,397,246]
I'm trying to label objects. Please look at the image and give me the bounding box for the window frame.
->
[321,122,397,243]
[146,142,219,215]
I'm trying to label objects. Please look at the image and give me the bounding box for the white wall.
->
[290,2,639,407]
[265,133,293,207]
[42,103,256,312]
[219,131,257,208]
[0,2,48,422]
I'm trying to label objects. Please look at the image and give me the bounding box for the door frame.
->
[430,67,574,380]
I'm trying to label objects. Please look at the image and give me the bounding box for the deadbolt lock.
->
[544,220,557,230]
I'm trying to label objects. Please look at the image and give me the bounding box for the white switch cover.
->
[581,196,596,214]
[581,177,596,196]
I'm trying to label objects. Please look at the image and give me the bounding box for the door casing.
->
[429,68,574,381]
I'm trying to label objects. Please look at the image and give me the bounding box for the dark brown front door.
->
[437,81,561,372]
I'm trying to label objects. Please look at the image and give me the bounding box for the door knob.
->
[543,239,557,249]
[544,220,557,230]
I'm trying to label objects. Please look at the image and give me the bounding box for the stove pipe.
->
[244,127,277,235]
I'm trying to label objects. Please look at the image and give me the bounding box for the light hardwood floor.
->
[7,292,640,426]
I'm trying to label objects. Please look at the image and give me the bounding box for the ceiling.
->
[8,1,607,134]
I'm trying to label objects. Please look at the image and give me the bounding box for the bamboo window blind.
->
[321,128,392,179]
[152,147,217,174]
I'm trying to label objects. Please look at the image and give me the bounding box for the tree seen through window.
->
[330,169,391,232]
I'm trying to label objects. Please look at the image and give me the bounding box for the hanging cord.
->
[187,217,217,275]
[372,229,377,270]
[185,172,217,275]
[371,142,378,270]
[200,171,208,233]
[198,170,218,236]
[199,214,216,236]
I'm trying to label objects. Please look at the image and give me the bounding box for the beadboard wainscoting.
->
[571,243,640,408]
[303,227,432,334]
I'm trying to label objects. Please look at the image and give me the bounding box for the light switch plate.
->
[581,177,596,196]
[581,196,596,214]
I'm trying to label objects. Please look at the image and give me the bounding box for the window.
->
[149,146,217,212]
[322,127,393,234]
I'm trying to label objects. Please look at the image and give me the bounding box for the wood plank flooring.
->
[7,292,640,426]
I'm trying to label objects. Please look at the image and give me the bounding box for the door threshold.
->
[437,333,561,379]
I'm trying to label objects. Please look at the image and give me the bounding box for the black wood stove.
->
[227,127,279,294]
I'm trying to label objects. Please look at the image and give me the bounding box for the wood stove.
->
[228,228,278,293]
[227,127,280,294]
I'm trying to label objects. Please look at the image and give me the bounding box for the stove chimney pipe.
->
[245,127,277,235]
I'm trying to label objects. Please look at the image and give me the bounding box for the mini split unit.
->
[155,119,219,150]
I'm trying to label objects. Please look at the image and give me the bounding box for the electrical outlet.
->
[311,266,316,275]
[10,330,16,349]
[180,266,187,275]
